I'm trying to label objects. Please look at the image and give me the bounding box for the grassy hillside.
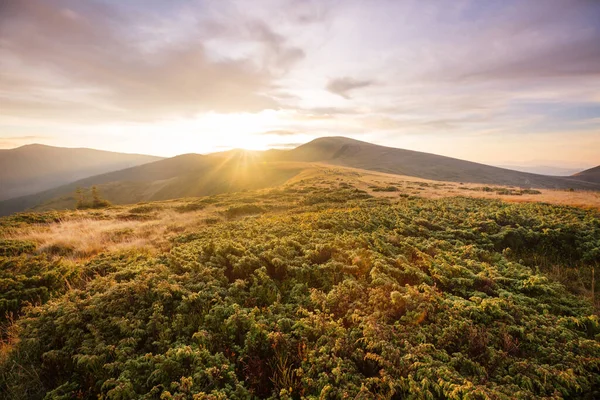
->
[0,144,162,201]
[574,166,600,184]
[1,176,599,399]
[2,138,598,216]
[277,137,600,190]
[0,152,303,216]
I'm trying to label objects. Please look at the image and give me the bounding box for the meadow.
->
[0,175,599,399]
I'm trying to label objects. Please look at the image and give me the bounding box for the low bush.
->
[0,186,599,399]
[372,186,399,192]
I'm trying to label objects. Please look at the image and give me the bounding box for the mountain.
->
[273,137,600,189]
[1,137,598,216]
[0,144,162,201]
[572,165,600,183]
[0,151,304,215]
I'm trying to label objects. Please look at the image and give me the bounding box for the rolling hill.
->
[274,137,600,189]
[1,137,598,216]
[0,144,162,201]
[572,165,600,184]
[0,151,304,215]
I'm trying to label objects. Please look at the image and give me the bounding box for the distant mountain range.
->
[0,144,162,201]
[0,137,598,216]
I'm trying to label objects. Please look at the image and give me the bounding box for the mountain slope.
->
[0,151,304,215]
[572,165,600,184]
[276,137,600,189]
[1,137,598,216]
[0,144,162,201]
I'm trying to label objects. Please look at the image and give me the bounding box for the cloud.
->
[306,107,360,116]
[260,130,298,136]
[0,135,52,148]
[267,142,302,149]
[0,0,309,123]
[198,17,306,72]
[245,21,306,71]
[416,0,600,83]
[0,135,48,141]
[456,36,600,82]
[0,0,599,165]
[326,77,374,99]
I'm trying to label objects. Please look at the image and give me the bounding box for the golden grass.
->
[3,207,213,261]
[284,163,600,209]
[350,169,600,210]
[0,314,18,366]
[3,168,598,264]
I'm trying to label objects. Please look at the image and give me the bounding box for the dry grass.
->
[349,169,600,210]
[3,167,598,263]
[289,164,600,210]
[0,314,18,366]
[2,206,214,261]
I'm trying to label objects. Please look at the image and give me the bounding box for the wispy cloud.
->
[267,142,303,149]
[0,0,310,123]
[0,135,53,148]
[260,130,298,136]
[326,77,374,99]
[0,0,598,164]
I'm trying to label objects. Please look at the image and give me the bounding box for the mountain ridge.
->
[277,137,600,189]
[1,137,598,216]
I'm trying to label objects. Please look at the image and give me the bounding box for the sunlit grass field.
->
[1,174,599,399]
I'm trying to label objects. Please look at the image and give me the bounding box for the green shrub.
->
[521,189,542,195]
[0,240,36,256]
[1,186,599,399]
[128,204,163,214]
[0,212,62,228]
[174,202,206,213]
[223,204,265,218]
[372,186,399,192]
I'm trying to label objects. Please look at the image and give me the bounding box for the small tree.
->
[75,187,85,209]
[91,186,111,208]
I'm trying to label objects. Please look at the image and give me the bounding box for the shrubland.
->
[0,179,599,399]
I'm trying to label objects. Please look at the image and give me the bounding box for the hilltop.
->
[274,137,600,189]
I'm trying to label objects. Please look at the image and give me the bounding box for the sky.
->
[0,0,599,168]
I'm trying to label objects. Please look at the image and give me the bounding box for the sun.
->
[103,110,299,156]
[194,111,283,151]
